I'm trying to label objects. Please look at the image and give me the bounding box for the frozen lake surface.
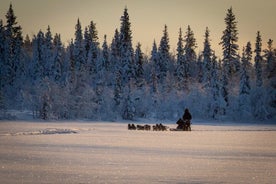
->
[0,121,275,183]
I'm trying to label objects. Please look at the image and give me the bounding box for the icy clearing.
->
[0,121,275,184]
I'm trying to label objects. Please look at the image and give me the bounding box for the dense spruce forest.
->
[0,4,275,121]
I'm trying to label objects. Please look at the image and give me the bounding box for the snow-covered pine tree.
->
[263,39,276,118]
[3,3,24,106]
[252,31,269,120]
[86,21,100,76]
[73,19,87,93]
[239,47,251,117]
[244,42,253,75]
[67,39,76,87]
[202,27,212,87]
[23,34,32,55]
[254,31,263,88]
[175,27,185,90]
[73,18,85,72]
[110,29,120,72]
[264,39,275,79]
[150,40,158,67]
[119,7,134,86]
[158,25,170,84]
[0,20,5,90]
[220,7,239,77]
[134,42,144,88]
[209,53,221,119]
[84,27,90,59]
[150,40,158,93]
[176,28,184,67]
[0,21,7,113]
[101,34,109,71]
[111,29,123,106]
[32,31,45,82]
[220,7,239,108]
[52,33,64,84]
[95,35,109,102]
[44,26,53,78]
[183,25,197,79]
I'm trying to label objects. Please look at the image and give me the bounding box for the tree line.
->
[0,4,275,121]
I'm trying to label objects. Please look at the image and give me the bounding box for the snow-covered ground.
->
[0,121,275,184]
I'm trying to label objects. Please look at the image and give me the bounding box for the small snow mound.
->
[39,128,78,135]
[11,128,78,136]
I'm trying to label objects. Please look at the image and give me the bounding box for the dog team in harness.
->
[128,108,192,131]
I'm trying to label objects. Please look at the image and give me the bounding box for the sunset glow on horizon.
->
[1,0,275,57]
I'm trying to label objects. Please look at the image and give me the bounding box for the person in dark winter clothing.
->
[176,108,192,130]
[183,108,192,121]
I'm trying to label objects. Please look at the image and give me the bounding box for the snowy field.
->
[0,121,276,184]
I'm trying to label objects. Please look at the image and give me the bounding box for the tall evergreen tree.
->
[4,3,23,88]
[119,7,134,85]
[110,29,120,71]
[0,20,6,111]
[239,47,251,110]
[73,18,84,72]
[32,30,45,82]
[176,28,184,66]
[83,27,90,59]
[134,42,144,87]
[23,34,32,54]
[220,7,239,108]
[73,18,86,94]
[0,20,5,89]
[202,27,212,86]
[158,25,170,83]
[175,27,185,89]
[52,33,64,84]
[254,31,263,87]
[101,34,109,71]
[44,25,53,78]
[209,53,224,119]
[177,25,197,91]
[264,39,275,78]
[111,29,122,106]
[86,21,99,76]
[263,39,276,117]
[252,31,269,120]
[150,40,158,93]
[150,40,158,67]
[220,7,239,76]
[244,42,253,70]
[183,25,197,78]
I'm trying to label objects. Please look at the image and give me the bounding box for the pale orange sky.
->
[1,0,275,57]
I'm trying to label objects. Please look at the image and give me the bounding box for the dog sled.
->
[169,119,191,131]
